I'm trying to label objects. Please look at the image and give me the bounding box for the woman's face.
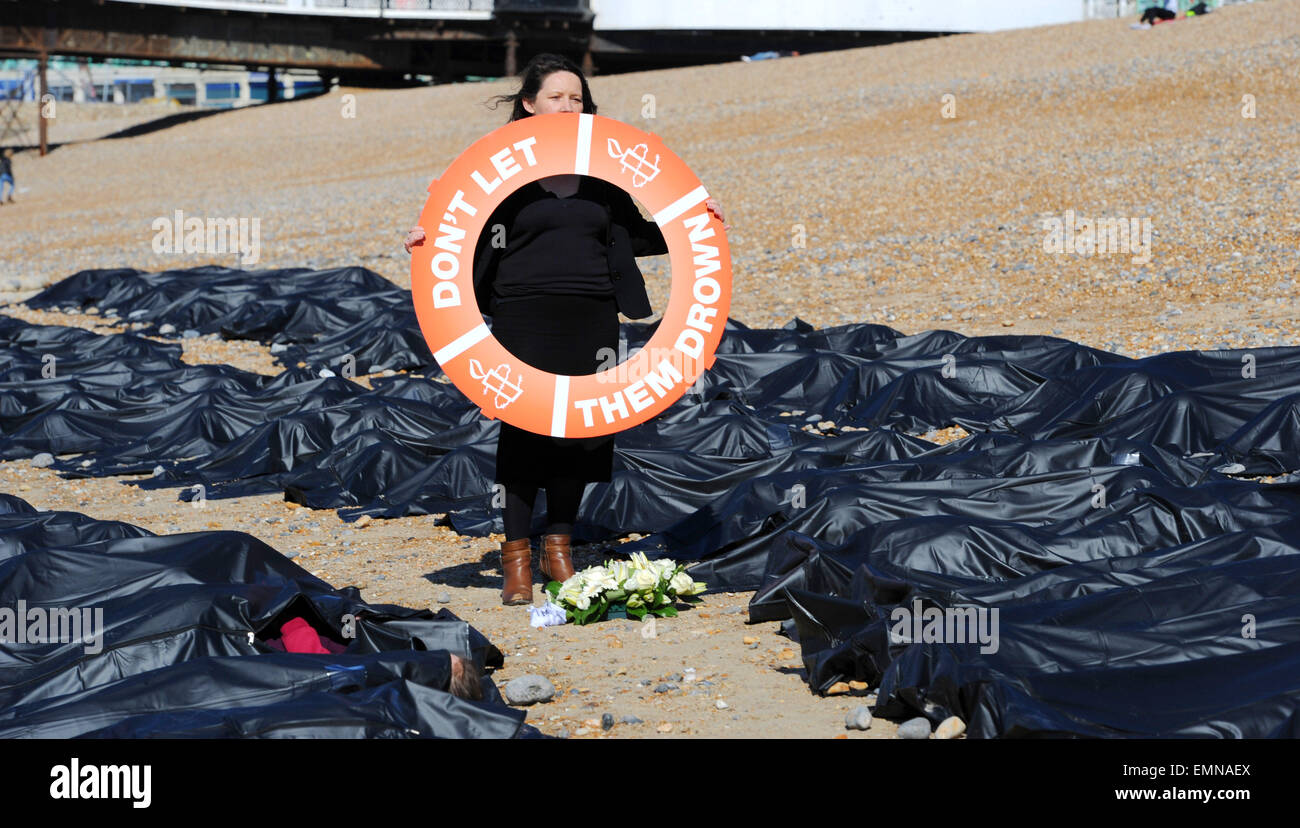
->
[522,71,584,115]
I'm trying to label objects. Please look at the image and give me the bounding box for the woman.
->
[405,53,726,605]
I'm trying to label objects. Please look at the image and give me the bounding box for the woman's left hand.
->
[705,198,730,231]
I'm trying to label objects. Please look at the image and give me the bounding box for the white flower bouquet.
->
[543,552,707,625]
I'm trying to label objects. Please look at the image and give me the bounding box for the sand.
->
[0,0,1297,738]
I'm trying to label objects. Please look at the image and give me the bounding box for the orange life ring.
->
[411,112,732,438]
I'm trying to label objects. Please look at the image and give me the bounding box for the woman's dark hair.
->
[486,52,597,123]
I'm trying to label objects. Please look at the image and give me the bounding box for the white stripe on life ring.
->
[654,185,709,226]
[433,321,490,366]
[551,373,570,437]
[574,113,593,175]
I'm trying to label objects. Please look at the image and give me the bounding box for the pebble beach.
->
[1,0,1297,739]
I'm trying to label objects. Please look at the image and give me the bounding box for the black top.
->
[472,175,668,318]
[491,177,615,305]
[0,155,12,179]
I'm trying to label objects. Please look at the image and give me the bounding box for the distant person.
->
[0,149,14,205]
[1141,0,1179,24]
[1140,6,1177,24]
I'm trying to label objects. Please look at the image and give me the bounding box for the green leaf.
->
[627,605,648,620]
[545,581,561,598]
[653,605,678,618]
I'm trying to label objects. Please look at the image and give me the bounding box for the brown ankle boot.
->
[539,534,576,583]
[500,538,533,605]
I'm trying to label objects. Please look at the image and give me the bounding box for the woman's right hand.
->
[403,225,425,254]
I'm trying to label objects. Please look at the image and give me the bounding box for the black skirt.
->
[490,293,619,487]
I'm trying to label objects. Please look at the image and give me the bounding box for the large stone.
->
[845,706,873,731]
[504,674,556,706]
[898,717,932,740]
[935,716,966,740]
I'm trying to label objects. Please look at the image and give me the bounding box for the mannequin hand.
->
[704,198,730,231]
[404,225,426,254]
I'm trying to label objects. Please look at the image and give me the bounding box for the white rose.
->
[670,571,693,595]
[633,567,658,591]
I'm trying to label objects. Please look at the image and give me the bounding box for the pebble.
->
[715,699,728,710]
[935,716,966,740]
[619,715,644,725]
[437,592,451,603]
[898,717,932,740]
[845,706,873,731]
[504,674,556,706]
[31,452,54,468]
[653,683,677,694]
[555,728,569,739]
[182,329,200,338]
[826,682,851,696]
[601,713,614,730]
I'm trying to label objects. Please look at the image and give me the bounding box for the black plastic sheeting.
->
[0,492,537,738]
[24,264,438,375]
[9,265,1300,737]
